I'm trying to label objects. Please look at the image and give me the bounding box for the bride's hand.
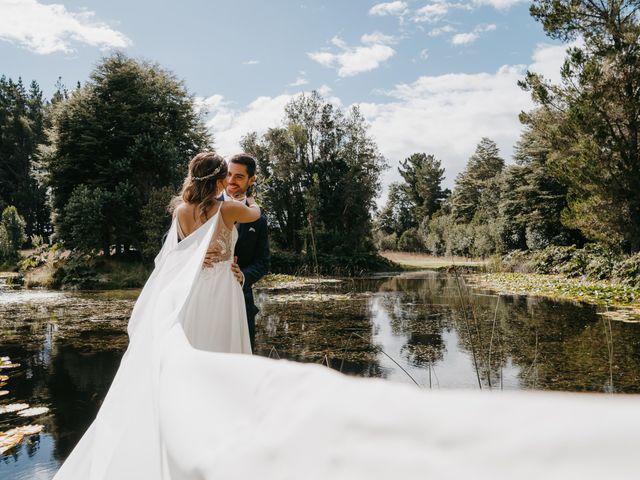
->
[246,196,257,207]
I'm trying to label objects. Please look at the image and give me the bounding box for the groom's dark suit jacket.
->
[219,195,270,352]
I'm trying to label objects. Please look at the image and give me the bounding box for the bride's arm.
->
[220,200,261,228]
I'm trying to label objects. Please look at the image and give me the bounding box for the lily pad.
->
[0,425,44,455]
[17,406,50,417]
[0,430,24,455]
[0,403,29,414]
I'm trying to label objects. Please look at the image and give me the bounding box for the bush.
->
[0,206,27,263]
[398,228,423,252]
[373,230,398,251]
[499,250,536,273]
[613,253,640,287]
[51,252,103,290]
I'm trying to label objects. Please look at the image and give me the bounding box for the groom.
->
[208,153,270,352]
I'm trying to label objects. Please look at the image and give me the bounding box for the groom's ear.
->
[248,175,257,186]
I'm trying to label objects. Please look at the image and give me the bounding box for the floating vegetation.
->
[470,273,640,308]
[598,308,640,323]
[0,425,44,455]
[0,375,8,382]
[0,403,29,414]
[0,391,8,396]
[256,274,343,292]
[17,406,49,417]
[0,357,20,369]
[0,430,23,455]
[266,292,369,304]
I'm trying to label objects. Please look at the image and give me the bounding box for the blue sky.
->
[0,0,568,192]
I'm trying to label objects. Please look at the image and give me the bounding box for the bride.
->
[53,151,260,479]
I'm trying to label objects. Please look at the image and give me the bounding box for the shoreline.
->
[469,272,640,322]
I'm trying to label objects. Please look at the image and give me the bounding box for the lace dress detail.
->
[176,214,237,267]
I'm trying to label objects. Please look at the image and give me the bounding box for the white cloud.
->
[205,94,295,156]
[419,48,429,60]
[359,65,533,191]
[361,31,397,46]
[201,44,566,199]
[193,94,227,115]
[369,1,408,16]
[429,25,456,37]
[528,42,573,84]
[452,32,478,45]
[413,3,449,23]
[451,23,496,45]
[243,60,260,65]
[472,0,524,9]
[203,90,343,156]
[0,0,130,54]
[288,77,309,87]
[308,36,395,78]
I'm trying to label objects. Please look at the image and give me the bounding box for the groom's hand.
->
[231,256,244,286]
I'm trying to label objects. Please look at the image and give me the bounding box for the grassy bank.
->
[380,251,488,270]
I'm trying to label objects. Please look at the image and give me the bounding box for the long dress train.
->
[53,212,640,479]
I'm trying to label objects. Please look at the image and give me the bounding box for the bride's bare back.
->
[174,200,260,264]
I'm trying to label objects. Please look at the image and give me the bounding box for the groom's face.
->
[226,162,254,198]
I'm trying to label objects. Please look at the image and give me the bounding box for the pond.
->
[1,271,639,479]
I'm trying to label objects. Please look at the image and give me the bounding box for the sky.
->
[0,0,569,195]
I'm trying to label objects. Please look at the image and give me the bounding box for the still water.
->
[1,271,639,479]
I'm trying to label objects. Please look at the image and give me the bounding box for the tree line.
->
[377,0,640,257]
[0,55,385,273]
[1,0,638,273]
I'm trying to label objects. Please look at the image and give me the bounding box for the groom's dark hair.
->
[229,153,256,177]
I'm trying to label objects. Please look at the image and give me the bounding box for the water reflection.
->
[1,271,640,478]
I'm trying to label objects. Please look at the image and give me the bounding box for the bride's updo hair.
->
[170,151,228,220]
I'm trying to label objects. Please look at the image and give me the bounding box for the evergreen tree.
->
[522,0,640,251]
[47,53,211,256]
[0,76,50,237]
[398,153,447,225]
[451,138,504,223]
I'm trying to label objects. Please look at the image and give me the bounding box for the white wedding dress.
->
[53,212,251,479]
[52,211,640,480]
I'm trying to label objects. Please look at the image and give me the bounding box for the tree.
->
[46,53,211,256]
[398,153,447,225]
[243,91,386,258]
[451,138,504,223]
[0,77,50,237]
[0,205,27,261]
[499,112,584,251]
[522,0,640,251]
[377,182,414,237]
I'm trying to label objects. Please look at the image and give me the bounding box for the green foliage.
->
[242,92,385,261]
[373,230,397,251]
[1,206,27,250]
[140,186,175,260]
[613,254,640,287]
[398,228,423,252]
[47,53,210,256]
[523,0,640,251]
[51,252,151,290]
[398,153,447,224]
[451,138,504,223]
[57,185,110,254]
[377,182,414,236]
[0,76,51,237]
[0,205,27,263]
